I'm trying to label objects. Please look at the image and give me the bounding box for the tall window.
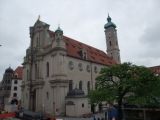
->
[109,41,112,46]
[14,80,17,84]
[14,86,17,91]
[87,81,90,93]
[46,62,49,77]
[69,80,73,91]
[35,64,38,78]
[27,70,29,81]
[79,81,82,90]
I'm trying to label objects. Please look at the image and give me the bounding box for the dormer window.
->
[79,48,87,60]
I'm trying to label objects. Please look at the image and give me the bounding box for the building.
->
[9,66,23,104]
[0,66,23,110]
[0,67,14,105]
[150,65,160,76]
[22,15,120,116]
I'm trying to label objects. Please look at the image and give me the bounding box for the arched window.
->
[35,64,38,78]
[69,80,73,91]
[109,41,112,46]
[27,70,29,81]
[87,81,90,93]
[79,81,82,90]
[46,62,49,77]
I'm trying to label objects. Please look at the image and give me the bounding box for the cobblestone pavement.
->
[57,113,105,120]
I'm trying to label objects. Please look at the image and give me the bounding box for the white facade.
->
[9,79,22,103]
[22,16,120,116]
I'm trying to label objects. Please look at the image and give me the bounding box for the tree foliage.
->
[88,62,160,119]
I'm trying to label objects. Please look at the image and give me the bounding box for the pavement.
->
[57,113,105,120]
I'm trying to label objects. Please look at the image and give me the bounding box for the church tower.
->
[104,14,121,63]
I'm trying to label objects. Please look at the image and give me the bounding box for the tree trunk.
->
[118,99,123,120]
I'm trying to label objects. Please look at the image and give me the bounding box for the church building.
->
[22,15,120,116]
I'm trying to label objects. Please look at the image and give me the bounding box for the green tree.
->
[89,62,160,120]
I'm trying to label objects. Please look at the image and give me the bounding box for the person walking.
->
[105,102,118,120]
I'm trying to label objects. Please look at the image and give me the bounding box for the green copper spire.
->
[107,13,111,22]
[104,14,116,29]
[55,25,63,33]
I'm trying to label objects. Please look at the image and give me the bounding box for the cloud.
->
[139,19,160,58]
[0,0,160,80]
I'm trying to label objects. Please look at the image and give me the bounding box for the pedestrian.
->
[105,102,118,120]
[93,115,96,120]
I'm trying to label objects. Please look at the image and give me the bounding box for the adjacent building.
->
[0,66,23,108]
[22,15,120,116]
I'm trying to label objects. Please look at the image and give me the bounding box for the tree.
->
[88,62,160,120]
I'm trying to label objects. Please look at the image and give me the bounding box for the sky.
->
[0,0,160,80]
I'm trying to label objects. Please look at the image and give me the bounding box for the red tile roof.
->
[14,66,23,79]
[48,30,116,66]
[150,66,160,75]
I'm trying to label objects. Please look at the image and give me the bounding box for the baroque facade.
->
[22,15,120,116]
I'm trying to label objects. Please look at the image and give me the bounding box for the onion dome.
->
[104,14,116,29]
[55,26,63,33]
[5,67,14,73]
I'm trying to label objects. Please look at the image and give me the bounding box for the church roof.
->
[14,66,23,79]
[48,30,116,66]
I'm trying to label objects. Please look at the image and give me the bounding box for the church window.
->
[82,103,84,108]
[83,52,87,60]
[78,63,83,71]
[68,61,74,70]
[87,81,90,93]
[109,41,112,46]
[86,65,90,72]
[46,92,49,99]
[94,66,98,73]
[69,80,73,91]
[35,64,38,78]
[79,81,82,90]
[46,62,49,77]
[27,70,29,81]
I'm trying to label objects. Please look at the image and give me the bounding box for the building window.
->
[14,86,17,91]
[68,61,74,70]
[79,81,82,90]
[78,63,83,71]
[7,86,11,90]
[46,62,49,77]
[86,65,90,72]
[27,69,29,81]
[109,41,112,46]
[94,66,98,73]
[13,93,17,97]
[69,80,73,91]
[82,103,84,108]
[14,80,17,84]
[87,81,90,93]
[35,64,38,78]
[46,92,49,99]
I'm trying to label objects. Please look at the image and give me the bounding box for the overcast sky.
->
[0,0,160,80]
